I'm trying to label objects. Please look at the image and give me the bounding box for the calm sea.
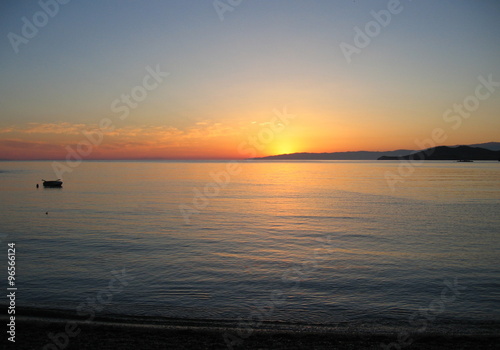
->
[0,160,499,324]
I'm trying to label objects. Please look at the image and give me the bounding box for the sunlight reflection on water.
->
[0,161,499,323]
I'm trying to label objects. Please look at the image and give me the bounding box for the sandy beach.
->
[4,307,499,349]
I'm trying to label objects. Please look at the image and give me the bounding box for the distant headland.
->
[254,142,500,161]
[378,145,500,161]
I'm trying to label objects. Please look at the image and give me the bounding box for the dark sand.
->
[3,307,500,349]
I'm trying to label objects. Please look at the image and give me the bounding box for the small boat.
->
[457,159,473,162]
[42,179,63,188]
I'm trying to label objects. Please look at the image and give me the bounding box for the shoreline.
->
[3,306,499,349]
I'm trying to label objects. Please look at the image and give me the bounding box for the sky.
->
[0,0,499,159]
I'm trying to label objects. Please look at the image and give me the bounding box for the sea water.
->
[0,160,499,324]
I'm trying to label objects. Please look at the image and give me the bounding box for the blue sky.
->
[1,0,499,158]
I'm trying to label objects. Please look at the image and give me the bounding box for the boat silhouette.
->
[42,179,63,188]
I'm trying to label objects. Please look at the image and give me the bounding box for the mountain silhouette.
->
[254,142,500,160]
[378,146,500,161]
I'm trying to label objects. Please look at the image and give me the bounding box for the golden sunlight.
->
[270,141,298,156]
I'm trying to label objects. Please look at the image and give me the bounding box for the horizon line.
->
[2,141,498,161]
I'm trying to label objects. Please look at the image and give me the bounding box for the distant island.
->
[378,145,500,161]
[254,142,500,161]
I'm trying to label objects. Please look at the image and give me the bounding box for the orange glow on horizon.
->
[0,109,498,160]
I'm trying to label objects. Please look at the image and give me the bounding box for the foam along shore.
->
[4,306,500,349]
